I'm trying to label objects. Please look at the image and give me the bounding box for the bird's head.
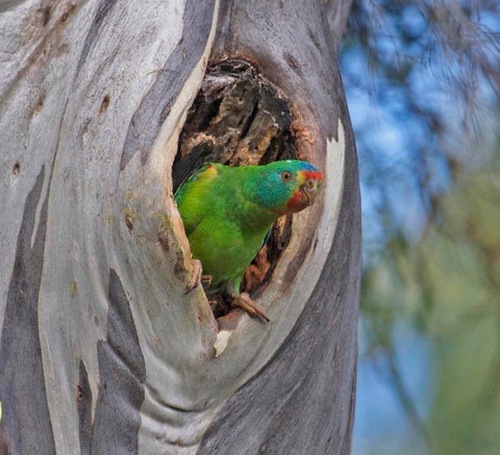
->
[250,160,323,215]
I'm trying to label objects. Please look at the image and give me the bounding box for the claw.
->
[200,274,212,290]
[184,259,203,294]
[232,292,269,322]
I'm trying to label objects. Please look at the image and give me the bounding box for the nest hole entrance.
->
[173,59,299,319]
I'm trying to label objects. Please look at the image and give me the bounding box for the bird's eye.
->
[281,171,292,182]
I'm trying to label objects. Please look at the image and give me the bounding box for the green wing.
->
[174,162,215,201]
[174,162,220,236]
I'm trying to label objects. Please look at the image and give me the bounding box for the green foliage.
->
[361,152,500,453]
[424,157,500,455]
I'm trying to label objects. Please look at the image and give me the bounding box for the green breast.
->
[187,215,270,294]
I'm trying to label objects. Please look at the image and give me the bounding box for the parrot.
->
[174,159,323,322]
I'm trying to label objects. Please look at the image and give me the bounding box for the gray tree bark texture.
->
[0,0,360,454]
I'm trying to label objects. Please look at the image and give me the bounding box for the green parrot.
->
[174,160,323,321]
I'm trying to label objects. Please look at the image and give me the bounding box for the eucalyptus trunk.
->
[0,0,360,454]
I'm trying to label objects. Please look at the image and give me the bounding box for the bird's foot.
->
[200,274,212,290]
[231,292,269,322]
[185,260,204,294]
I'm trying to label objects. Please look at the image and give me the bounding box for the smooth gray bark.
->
[0,0,359,454]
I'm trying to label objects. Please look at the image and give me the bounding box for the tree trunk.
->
[0,0,360,454]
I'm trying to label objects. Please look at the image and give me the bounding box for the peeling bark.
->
[0,167,55,455]
[0,0,359,454]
